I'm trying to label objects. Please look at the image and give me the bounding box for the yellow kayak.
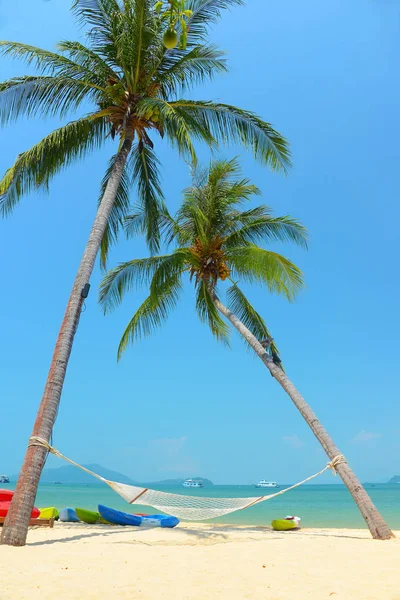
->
[39,507,59,520]
[271,519,299,531]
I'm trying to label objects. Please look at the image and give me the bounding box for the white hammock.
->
[29,437,346,521]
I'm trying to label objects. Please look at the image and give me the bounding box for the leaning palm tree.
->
[0,0,291,547]
[100,158,393,540]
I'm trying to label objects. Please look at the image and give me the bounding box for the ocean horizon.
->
[2,482,399,529]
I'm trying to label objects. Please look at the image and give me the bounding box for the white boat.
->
[0,475,9,483]
[182,478,203,488]
[254,479,278,488]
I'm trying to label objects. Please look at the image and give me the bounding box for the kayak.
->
[59,508,80,522]
[75,508,110,524]
[0,501,40,519]
[98,505,142,526]
[75,508,100,524]
[0,489,14,502]
[98,505,179,528]
[39,507,59,520]
[271,519,299,531]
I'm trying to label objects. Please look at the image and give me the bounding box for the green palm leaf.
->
[168,100,291,171]
[0,75,103,125]
[0,116,107,216]
[100,158,306,358]
[0,41,103,81]
[56,40,119,83]
[226,283,282,363]
[72,0,123,67]
[158,44,227,97]
[227,245,304,301]
[225,210,308,249]
[99,254,174,312]
[137,97,212,162]
[186,0,245,43]
[99,152,133,269]
[130,143,165,253]
[196,280,230,344]
[149,248,193,294]
[117,272,183,359]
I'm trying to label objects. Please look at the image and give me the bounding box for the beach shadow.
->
[298,531,377,541]
[27,526,150,547]
[27,523,377,547]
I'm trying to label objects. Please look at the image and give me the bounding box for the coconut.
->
[163,28,178,49]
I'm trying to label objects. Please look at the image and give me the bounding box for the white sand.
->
[1,523,399,599]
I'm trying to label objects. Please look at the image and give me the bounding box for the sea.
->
[2,482,400,528]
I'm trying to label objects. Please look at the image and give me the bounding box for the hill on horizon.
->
[10,464,138,485]
[10,465,214,486]
[388,475,400,484]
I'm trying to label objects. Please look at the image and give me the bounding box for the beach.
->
[1,523,399,599]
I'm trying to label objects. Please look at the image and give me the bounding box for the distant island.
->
[388,475,400,484]
[9,464,214,487]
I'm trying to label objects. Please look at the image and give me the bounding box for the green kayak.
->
[271,519,299,531]
[75,508,109,524]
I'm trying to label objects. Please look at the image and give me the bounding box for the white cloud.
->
[352,430,381,443]
[282,434,305,449]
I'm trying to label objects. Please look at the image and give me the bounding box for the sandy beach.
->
[0,523,399,599]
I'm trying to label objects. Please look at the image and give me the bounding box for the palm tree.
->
[100,158,394,540]
[0,0,291,547]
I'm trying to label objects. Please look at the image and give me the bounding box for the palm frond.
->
[56,40,119,83]
[225,211,309,249]
[174,158,261,243]
[169,100,291,171]
[158,44,227,97]
[0,76,103,125]
[228,245,304,301]
[125,0,156,92]
[0,116,107,216]
[117,272,182,359]
[149,248,193,295]
[0,41,101,80]
[99,253,174,312]
[72,0,122,66]
[186,0,244,43]
[226,283,283,366]
[99,152,132,269]
[137,97,217,161]
[130,143,164,253]
[72,0,121,30]
[124,210,147,238]
[158,206,184,246]
[196,280,230,344]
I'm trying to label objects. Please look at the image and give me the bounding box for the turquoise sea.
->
[2,483,400,528]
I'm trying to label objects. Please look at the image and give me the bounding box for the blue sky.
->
[1,0,399,485]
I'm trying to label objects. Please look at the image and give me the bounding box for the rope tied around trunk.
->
[327,454,347,475]
[28,436,108,484]
[27,436,348,521]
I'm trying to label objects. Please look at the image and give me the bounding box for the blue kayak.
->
[59,508,80,522]
[98,505,179,528]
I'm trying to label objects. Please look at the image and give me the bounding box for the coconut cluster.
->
[189,237,231,284]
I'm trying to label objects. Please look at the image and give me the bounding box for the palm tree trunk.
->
[208,286,394,540]
[0,136,133,547]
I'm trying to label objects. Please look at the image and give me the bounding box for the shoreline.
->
[1,523,399,599]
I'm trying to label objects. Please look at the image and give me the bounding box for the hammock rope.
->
[29,436,347,521]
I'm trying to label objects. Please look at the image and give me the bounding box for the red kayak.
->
[0,489,14,502]
[0,501,40,519]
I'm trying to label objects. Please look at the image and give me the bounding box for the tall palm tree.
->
[100,158,394,540]
[0,0,291,547]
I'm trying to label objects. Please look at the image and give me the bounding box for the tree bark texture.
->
[209,286,394,540]
[1,137,133,546]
